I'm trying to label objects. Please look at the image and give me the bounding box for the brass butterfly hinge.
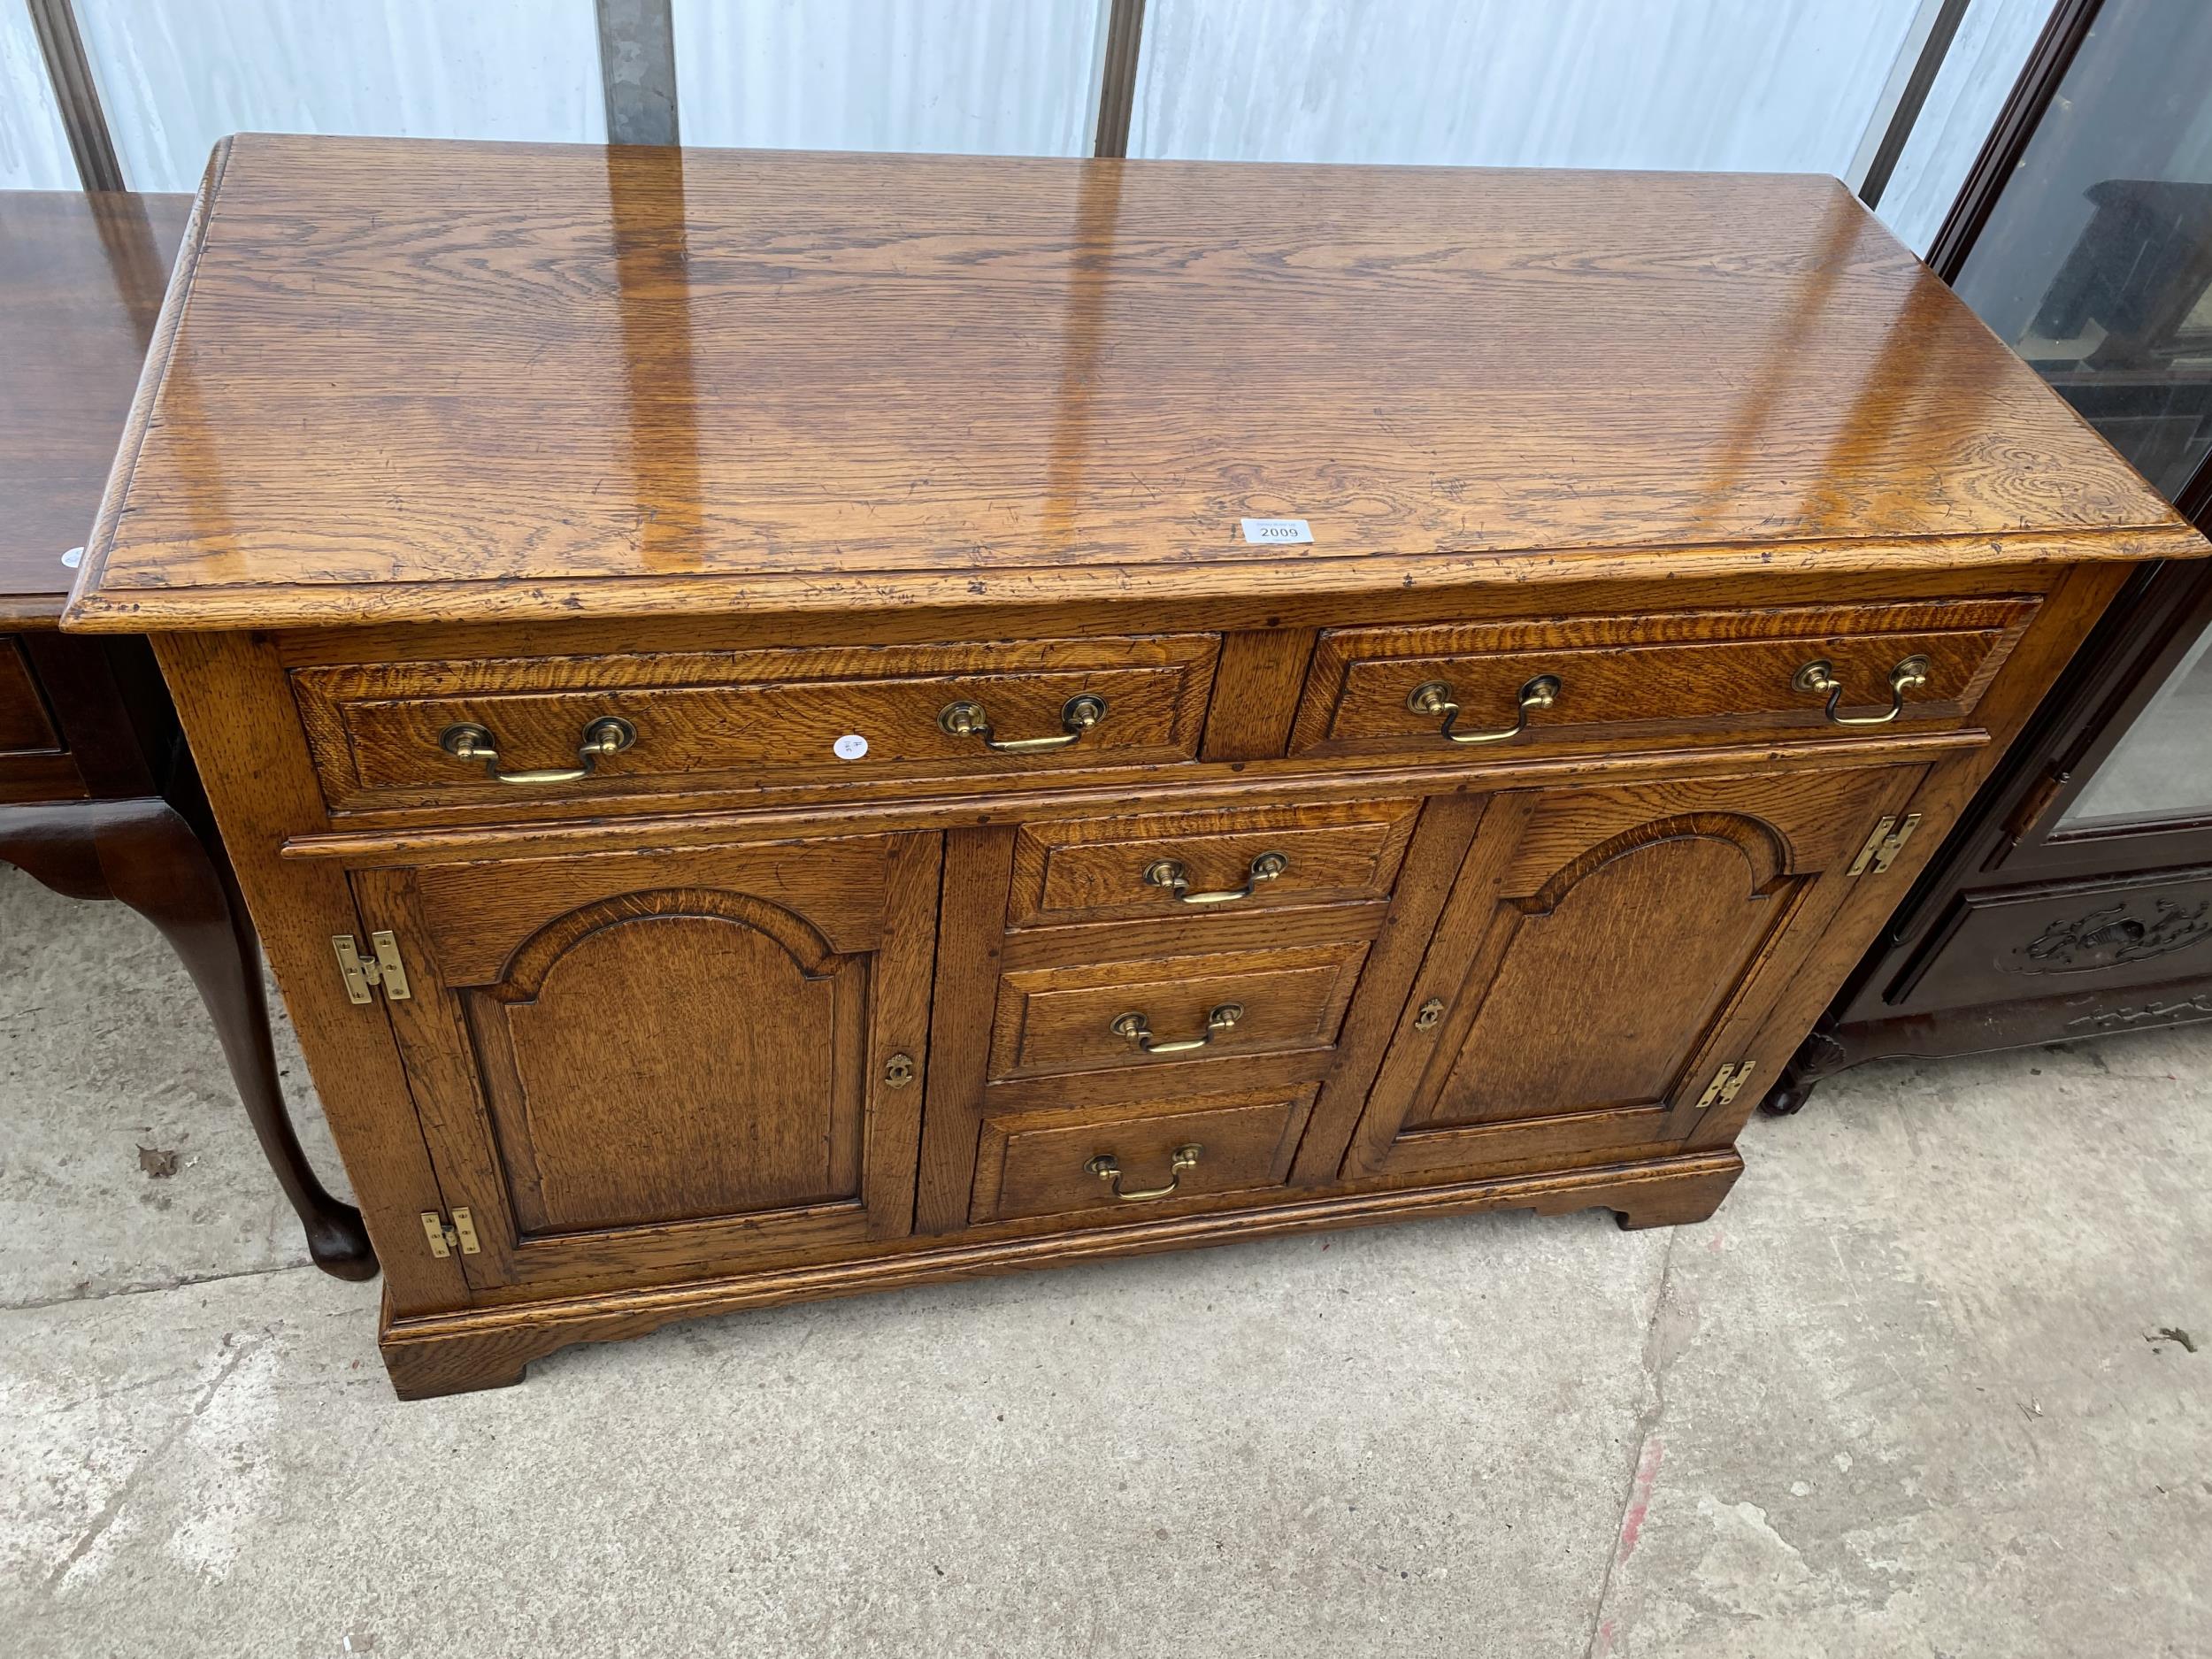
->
[419,1208,480,1258]
[1694,1060,1758,1112]
[333,930,411,1003]
[1847,813,1922,877]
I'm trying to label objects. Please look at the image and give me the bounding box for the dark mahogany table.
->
[0,191,373,1279]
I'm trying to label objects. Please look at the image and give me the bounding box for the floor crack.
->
[2,1258,325,1316]
[1582,1224,1689,1659]
[36,1333,258,1600]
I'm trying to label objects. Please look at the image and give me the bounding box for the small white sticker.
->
[1240,518,1313,545]
[833,733,870,760]
[61,546,83,569]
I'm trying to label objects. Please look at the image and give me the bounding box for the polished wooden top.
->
[1,191,189,626]
[66,135,2198,633]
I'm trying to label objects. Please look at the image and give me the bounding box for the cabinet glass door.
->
[2060,620,2212,827]
[1947,0,2212,833]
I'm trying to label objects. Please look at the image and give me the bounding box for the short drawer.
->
[1007,799,1420,928]
[988,940,1370,1082]
[291,634,1219,811]
[0,636,61,756]
[971,1087,1315,1224]
[1289,597,2040,762]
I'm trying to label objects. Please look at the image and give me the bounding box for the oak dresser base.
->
[60,139,2206,1399]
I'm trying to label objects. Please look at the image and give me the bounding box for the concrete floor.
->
[3,864,2208,1657]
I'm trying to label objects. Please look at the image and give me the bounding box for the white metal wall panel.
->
[1130,0,1929,173]
[672,0,1106,157]
[74,0,607,192]
[0,5,77,189]
[1871,0,2055,255]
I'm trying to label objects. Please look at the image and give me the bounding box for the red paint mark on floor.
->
[1616,1436,1664,1564]
[1593,1617,1617,1657]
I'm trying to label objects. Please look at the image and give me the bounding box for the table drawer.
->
[291,634,1219,811]
[0,634,86,803]
[0,636,61,756]
[972,1087,1315,1224]
[988,939,1368,1082]
[1007,799,1420,928]
[1289,597,2039,762]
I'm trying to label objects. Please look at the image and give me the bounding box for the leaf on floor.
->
[136,1144,180,1179]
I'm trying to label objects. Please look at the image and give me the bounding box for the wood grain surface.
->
[355,827,941,1295]
[64,136,2202,634]
[150,630,472,1319]
[0,192,188,621]
[1342,764,1925,1181]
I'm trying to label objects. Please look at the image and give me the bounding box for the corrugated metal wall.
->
[672,0,1105,157]
[1874,0,2055,252]
[73,0,606,192]
[1131,0,1924,173]
[20,0,2053,259]
[1,5,76,188]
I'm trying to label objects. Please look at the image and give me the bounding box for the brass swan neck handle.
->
[939,693,1108,752]
[1087,1145,1203,1202]
[1793,655,1931,727]
[1143,851,1288,906]
[1110,1002,1244,1055]
[440,716,635,784]
[1407,674,1560,744]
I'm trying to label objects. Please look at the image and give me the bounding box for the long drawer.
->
[1289,597,2039,763]
[291,634,1219,812]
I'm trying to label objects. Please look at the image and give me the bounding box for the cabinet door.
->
[352,832,940,1294]
[1341,766,1924,1180]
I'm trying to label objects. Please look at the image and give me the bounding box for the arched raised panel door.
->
[350,833,941,1295]
[1340,766,1927,1182]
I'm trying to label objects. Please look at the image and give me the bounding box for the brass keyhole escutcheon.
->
[882,1052,917,1087]
[1413,997,1445,1031]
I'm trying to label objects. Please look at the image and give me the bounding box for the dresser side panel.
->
[150,629,466,1316]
